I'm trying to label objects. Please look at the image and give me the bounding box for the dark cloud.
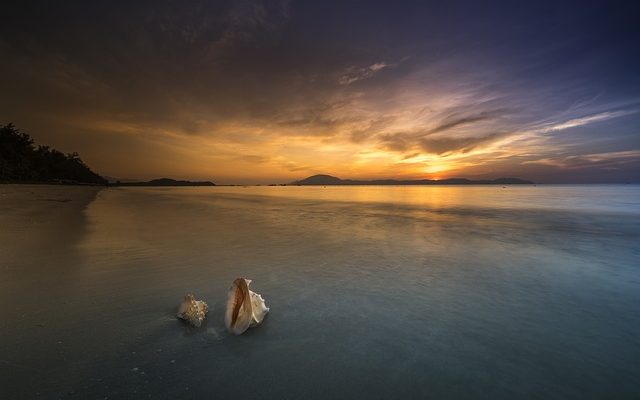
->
[372,108,511,155]
[379,129,507,156]
[426,110,508,135]
[349,116,398,143]
[379,133,411,152]
[419,132,508,155]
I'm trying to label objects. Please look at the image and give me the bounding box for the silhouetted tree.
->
[0,123,107,184]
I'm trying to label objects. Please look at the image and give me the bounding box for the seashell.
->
[225,278,269,335]
[177,294,208,327]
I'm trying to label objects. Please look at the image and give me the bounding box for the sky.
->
[1,0,640,184]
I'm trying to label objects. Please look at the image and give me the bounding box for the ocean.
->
[1,184,639,399]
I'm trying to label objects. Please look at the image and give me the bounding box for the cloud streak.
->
[537,110,638,133]
[339,62,391,85]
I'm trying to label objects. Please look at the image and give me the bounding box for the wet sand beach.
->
[1,184,640,399]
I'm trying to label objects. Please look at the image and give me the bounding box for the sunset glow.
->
[1,1,639,183]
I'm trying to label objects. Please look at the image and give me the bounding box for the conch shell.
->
[177,294,208,327]
[225,278,269,335]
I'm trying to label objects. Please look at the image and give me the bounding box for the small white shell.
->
[177,294,208,327]
[249,291,269,326]
[225,278,269,335]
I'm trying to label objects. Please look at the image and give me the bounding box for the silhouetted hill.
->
[0,123,107,185]
[294,174,534,185]
[294,174,344,185]
[115,178,215,186]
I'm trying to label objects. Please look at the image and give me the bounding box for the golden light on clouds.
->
[2,0,638,184]
[60,99,637,184]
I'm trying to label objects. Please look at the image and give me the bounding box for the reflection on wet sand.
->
[0,185,102,396]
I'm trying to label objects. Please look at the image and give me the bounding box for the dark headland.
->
[1,123,107,185]
[294,174,534,185]
[1,123,217,187]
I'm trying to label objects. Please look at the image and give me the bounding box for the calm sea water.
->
[1,184,639,399]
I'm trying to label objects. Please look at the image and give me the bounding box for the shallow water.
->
[1,184,639,399]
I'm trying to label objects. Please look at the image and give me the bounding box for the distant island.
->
[113,178,216,187]
[1,123,107,185]
[293,174,534,185]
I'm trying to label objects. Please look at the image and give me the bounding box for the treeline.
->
[0,123,107,184]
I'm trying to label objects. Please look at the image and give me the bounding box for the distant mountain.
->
[114,178,216,186]
[293,174,534,185]
[293,174,344,185]
[0,123,107,185]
